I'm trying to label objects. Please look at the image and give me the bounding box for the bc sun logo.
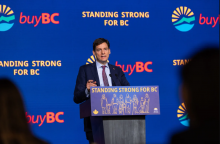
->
[86,55,96,64]
[177,103,189,126]
[0,5,15,31]
[86,55,109,64]
[172,6,195,32]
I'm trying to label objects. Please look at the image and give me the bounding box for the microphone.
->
[115,74,122,86]
[109,74,116,86]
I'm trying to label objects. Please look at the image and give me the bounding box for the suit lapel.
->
[109,64,118,86]
[91,62,100,86]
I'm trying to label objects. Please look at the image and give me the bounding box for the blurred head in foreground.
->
[0,79,48,144]
[171,46,219,144]
[181,47,219,127]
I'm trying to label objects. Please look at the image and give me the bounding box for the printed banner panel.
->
[90,86,160,116]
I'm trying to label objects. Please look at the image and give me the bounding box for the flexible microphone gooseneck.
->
[115,74,122,86]
[109,74,116,86]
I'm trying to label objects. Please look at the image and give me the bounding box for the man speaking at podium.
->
[73,38,130,143]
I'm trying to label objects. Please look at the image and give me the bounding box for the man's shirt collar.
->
[96,61,109,68]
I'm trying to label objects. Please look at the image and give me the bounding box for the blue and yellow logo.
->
[86,55,109,64]
[172,6,195,32]
[177,103,189,126]
[86,55,96,64]
[0,5,15,31]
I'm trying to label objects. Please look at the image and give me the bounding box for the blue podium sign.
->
[90,86,160,116]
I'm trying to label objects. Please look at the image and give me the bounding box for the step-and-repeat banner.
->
[0,0,219,143]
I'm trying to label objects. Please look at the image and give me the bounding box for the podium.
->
[80,86,160,144]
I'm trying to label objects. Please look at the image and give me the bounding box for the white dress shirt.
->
[96,61,112,86]
[85,61,112,97]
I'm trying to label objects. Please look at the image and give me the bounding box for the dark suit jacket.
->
[73,62,130,132]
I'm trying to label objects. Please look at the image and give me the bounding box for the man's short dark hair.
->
[93,38,110,51]
[181,46,219,123]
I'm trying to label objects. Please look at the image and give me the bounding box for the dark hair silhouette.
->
[0,78,48,144]
[170,47,219,144]
[93,38,110,51]
[181,47,219,127]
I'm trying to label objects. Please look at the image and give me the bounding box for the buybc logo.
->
[172,6,195,32]
[19,12,59,27]
[172,6,219,32]
[177,103,189,127]
[26,112,64,127]
[0,5,15,31]
[0,4,59,31]
[115,61,152,75]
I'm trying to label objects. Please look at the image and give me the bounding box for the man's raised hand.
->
[86,80,97,91]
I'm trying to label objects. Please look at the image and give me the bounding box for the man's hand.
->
[86,80,97,91]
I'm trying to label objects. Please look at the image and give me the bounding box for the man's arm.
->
[73,66,87,104]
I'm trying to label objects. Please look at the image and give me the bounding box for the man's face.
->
[93,42,110,64]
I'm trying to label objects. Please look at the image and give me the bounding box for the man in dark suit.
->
[74,38,130,143]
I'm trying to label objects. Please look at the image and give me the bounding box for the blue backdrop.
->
[0,0,219,143]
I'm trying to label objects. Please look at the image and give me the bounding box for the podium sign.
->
[90,86,160,116]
